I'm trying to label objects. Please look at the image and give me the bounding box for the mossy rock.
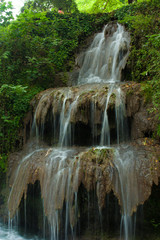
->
[80,147,114,165]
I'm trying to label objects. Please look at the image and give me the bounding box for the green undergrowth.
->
[0,11,110,88]
[0,84,42,172]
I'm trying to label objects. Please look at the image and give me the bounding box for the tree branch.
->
[103,0,110,10]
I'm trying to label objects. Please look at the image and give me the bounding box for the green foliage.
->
[0,0,13,26]
[114,2,140,20]
[21,0,54,12]
[76,0,128,13]
[0,10,110,88]
[0,84,42,172]
[75,0,95,12]
[51,0,78,13]
[91,0,127,14]
[75,0,152,13]
[0,154,7,172]
[151,219,160,229]
[114,0,160,21]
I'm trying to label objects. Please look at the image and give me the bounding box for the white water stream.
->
[78,23,130,85]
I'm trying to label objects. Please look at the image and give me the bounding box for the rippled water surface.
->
[0,223,41,240]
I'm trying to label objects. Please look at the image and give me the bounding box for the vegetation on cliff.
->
[0,0,160,172]
[114,0,160,137]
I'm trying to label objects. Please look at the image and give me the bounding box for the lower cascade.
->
[3,23,160,240]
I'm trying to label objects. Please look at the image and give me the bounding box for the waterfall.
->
[78,23,130,85]
[78,23,130,146]
[115,87,128,144]
[100,84,114,146]
[7,22,151,240]
[59,95,79,147]
[113,146,139,240]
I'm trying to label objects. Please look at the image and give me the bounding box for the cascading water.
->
[78,23,130,146]
[78,23,130,85]
[113,147,138,240]
[5,22,151,240]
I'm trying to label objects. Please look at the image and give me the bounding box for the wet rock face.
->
[104,23,118,38]
[25,82,158,145]
[78,147,114,208]
[8,140,160,222]
[79,143,160,216]
[131,111,153,139]
[8,145,114,219]
[123,83,158,139]
[28,84,123,146]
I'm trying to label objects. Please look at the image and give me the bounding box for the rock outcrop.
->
[123,82,158,139]
[23,82,159,144]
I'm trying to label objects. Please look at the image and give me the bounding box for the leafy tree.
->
[76,0,137,13]
[0,0,13,26]
[75,0,146,13]
[21,0,79,13]
[90,0,126,13]
[52,0,78,12]
[21,0,54,12]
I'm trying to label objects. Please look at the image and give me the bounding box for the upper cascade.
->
[77,23,130,85]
